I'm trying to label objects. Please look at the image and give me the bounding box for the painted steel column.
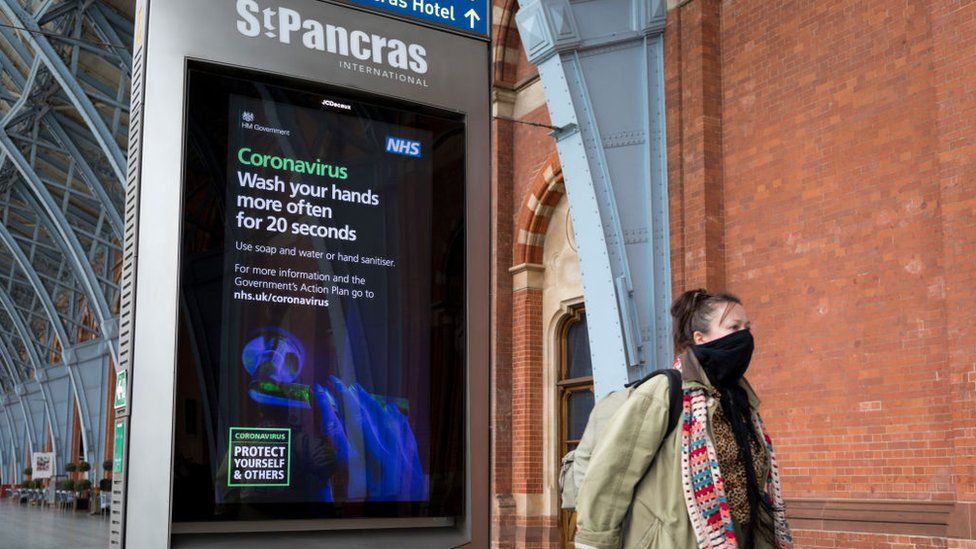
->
[8,401,26,477]
[0,404,10,483]
[516,0,671,398]
[0,288,62,459]
[0,347,35,453]
[19,380,49,459]
[0,404,19,482]
[0,354,31,452]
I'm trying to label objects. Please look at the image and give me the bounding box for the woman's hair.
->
[670,288,742,354]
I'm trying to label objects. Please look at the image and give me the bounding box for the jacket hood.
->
[677,346,762,409]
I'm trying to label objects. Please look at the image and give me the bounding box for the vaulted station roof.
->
[0,0,132,469]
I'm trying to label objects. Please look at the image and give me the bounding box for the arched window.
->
[557,307,593,547]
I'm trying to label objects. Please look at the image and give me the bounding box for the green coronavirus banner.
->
[114,370,127,410]
[227,427,291,487]
[113,422,125,474]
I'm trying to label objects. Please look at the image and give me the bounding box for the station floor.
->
[0,498,109,548]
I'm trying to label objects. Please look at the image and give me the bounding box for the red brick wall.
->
[794,531,976,549]
[491,0,562,546]
[666,0,976,543]
[496,0,976,546]
[719,0,952,501]
[512,106,557,237]
[794,531,947,549]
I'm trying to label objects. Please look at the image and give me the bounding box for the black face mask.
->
[691,328,754,387]
[693,327,777,542]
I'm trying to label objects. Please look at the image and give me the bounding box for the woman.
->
[574,289,793,549]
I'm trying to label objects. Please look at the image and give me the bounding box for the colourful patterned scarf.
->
[675,358,793,549]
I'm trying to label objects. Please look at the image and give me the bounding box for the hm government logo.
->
[240,109,291,137]
[235,0,430,88]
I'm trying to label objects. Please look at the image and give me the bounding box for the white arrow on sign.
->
[464,8,481,29]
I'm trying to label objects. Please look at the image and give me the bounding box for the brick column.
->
[666,0,726,295]
[510,266,541,496]
[509,263,558,547]
[930,0,976,540]
[491,86,518,549]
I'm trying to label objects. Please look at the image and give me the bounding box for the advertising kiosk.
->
[115,1,489,547]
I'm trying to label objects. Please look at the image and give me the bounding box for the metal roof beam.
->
[1,255,77,293]
[37,1,77,27]
[0,405,24,478]
[0,342,36,450]
[49,32,119,60]
[93,1,132,39]
[5,131,62,153]
[84,3,131,74]
[46,117,123,236]
[0,138,117,362]
[0,142,110,324]
[0,25,123,243]
[0,222,70,349]
[0,58,43,127]
[0,283,53,380]
[0,337,26,383]
[76,73,130,112]
[0,0,126,184]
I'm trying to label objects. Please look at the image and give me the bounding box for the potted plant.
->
[77,461,91,473]
[99,478,112,492]
[74,479,92,511]
[65,462,77,473]
[102,460,112,472]
[22,466,32,477]
[16,480,30,504]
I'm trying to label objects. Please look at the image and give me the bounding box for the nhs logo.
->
[385,136,422,158]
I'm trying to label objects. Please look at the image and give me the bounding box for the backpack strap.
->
[661,369,682,439]
[625,368,683,440]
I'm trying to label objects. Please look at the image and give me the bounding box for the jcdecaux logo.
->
[235,0,429,75]
[385,136,422,158]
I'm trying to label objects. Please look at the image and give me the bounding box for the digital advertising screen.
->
[172,62,466,524]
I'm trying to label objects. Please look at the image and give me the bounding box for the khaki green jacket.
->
[574,348,772,549]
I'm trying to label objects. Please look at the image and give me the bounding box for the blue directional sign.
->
[341,0,489,37]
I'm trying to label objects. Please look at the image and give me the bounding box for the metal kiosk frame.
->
[116,1,489,547]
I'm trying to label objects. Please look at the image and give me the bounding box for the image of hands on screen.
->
[240,327,427,502]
